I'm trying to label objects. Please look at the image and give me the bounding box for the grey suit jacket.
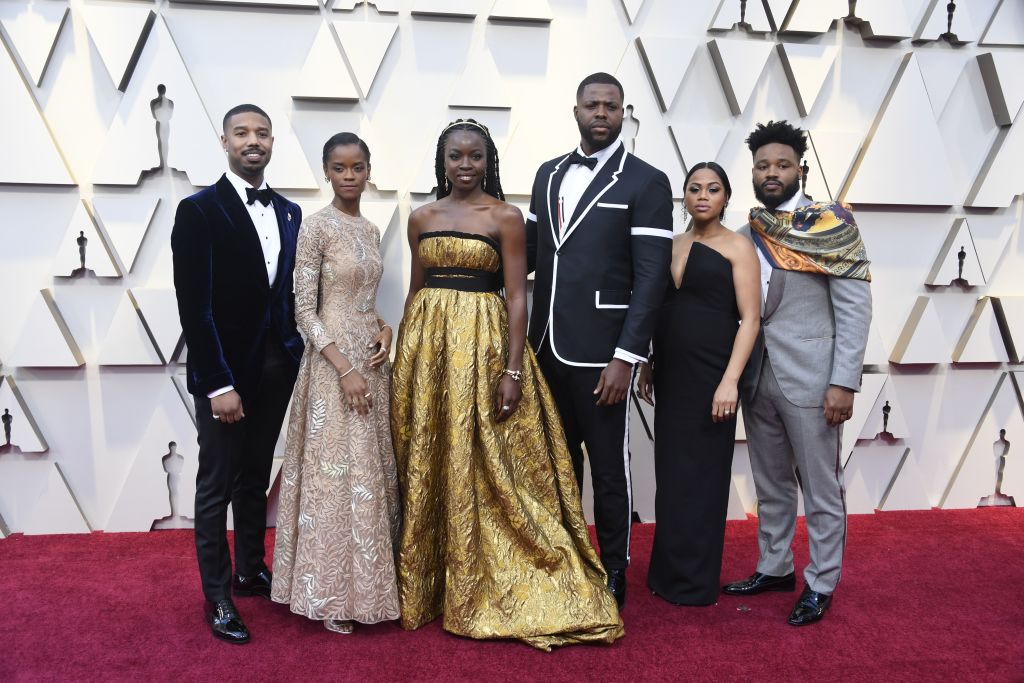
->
[739,223,872,409]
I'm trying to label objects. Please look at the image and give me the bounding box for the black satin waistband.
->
[424,266,501,292]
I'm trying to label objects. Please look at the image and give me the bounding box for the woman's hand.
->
[637,362,654,406]
[711,378,738,423]
[494,374,522,423]
[340,369,372,416]
[368,325,392,368]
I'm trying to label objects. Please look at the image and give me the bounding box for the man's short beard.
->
[578,121,623,153]
[753,176,801,209]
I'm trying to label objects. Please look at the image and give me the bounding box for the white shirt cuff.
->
[613,348,646,365]
[207,385,234,399]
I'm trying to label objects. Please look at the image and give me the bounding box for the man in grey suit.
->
[722,121,872,626]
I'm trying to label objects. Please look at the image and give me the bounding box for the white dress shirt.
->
[209,171,283,400]
[755,190,806,303]
[558,137,622,237]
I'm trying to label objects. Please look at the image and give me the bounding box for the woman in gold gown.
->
[390,119,623,650]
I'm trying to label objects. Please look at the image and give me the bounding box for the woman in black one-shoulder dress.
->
[638,162,761,605]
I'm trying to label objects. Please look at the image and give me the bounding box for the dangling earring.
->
[681,204,689,223]
[323,176,329,182]
[444,177,450,192]
[483,175,487,191]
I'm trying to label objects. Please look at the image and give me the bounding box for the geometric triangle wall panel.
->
[52,202,120,279]
[79,4,156,91]
[925,218,984,286]
[859,377,911,440]
[916,0,987,44]
[890,296,950,364]
[840,373,888,462]
[489,0,553,22]
[781,0,849,34]
[332,20,397,99]
[619,0,645,25]
[0,35,73,184]
[981,0,1024,46]
[777,42,838,117]
[410,0,482,18]
[911,51,970,118]
[844,441,907,514]
[449,48,511,109]
[846,54,957,206]
[942,372,1024,508]
[707,38,775,116]
[967,211,1017,282]
[966,104,1024,207]
[0,1,68,87]
[90,195,161,276]
[92,17,223,187]
[853,0,922,41]
[952,297,1010,363]
[104,442,174,533]
[292,23,360,102]
[0,376,48,453]
[8,289,85,368]
[995,297,1024,364]
[977,52,1024,127]
[97,291,165,366]
[636,35,700,112]
[877,447,933,511]
[129,289,183,365]
[0,462,91,535]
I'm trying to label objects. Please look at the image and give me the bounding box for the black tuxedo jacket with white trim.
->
[526,144,673,367]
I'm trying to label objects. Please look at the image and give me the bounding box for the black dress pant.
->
[193,337,296,602]
[537,343,634,571]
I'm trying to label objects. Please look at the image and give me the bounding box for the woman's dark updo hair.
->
[683,161,732,220]
[434,119,504,201]
[322,132,371,165]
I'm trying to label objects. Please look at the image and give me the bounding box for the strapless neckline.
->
[419,230,500,255]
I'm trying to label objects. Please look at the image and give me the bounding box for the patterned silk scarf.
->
[748,201,871,281]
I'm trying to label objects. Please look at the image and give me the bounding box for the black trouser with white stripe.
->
[538,347,633,571]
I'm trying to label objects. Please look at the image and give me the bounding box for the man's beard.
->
[753,176,801,209]
[578,120,623,153]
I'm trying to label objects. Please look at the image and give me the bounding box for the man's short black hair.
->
[576,72,624,101]
[222,104,272,132]
[746,120,808,159]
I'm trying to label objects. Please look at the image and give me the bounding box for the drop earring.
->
[483,175,487,191]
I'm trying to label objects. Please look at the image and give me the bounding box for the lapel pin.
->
[287,212,292,221]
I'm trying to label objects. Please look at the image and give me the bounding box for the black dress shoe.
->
[205,599,250,644]
[233,569,272,599]
[722,571,796,596]
[607,569,626,608]
[787,585,832,626]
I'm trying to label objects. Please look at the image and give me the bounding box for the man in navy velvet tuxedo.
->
[172,104,302,644]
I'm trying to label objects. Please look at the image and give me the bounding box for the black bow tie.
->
[245,187,273,207]
[568,151,598,170]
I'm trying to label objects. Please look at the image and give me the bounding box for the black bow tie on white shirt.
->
[568,151,598,170]
[245,187,273,207]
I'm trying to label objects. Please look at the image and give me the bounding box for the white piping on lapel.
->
[545,152,573,247]
[558,148,628,247]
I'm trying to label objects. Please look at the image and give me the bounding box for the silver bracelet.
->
[339,366,356,379]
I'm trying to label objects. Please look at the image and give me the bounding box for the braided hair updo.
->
[434,118,504,201]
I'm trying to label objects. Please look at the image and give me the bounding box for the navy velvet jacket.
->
[171,174,303,400]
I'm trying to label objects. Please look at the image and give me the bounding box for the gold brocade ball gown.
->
[390,231,624,651]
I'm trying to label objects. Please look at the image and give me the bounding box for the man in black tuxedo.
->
[172,104,303,644]
[526,73,673,607]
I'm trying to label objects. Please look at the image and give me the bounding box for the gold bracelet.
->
[502,368,522,382]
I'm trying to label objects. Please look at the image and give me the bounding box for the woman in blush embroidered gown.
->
[637,162,761,606]
[271,133,399,635]
[390,119,623,650]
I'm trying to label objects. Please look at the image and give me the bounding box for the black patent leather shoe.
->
[607,569,626,608]
[787,585,832,626]
[233,569,272,599]
[722,571,796,596]
[205,599,250,644]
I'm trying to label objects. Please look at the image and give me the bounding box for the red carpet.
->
[2,509,1022,681]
